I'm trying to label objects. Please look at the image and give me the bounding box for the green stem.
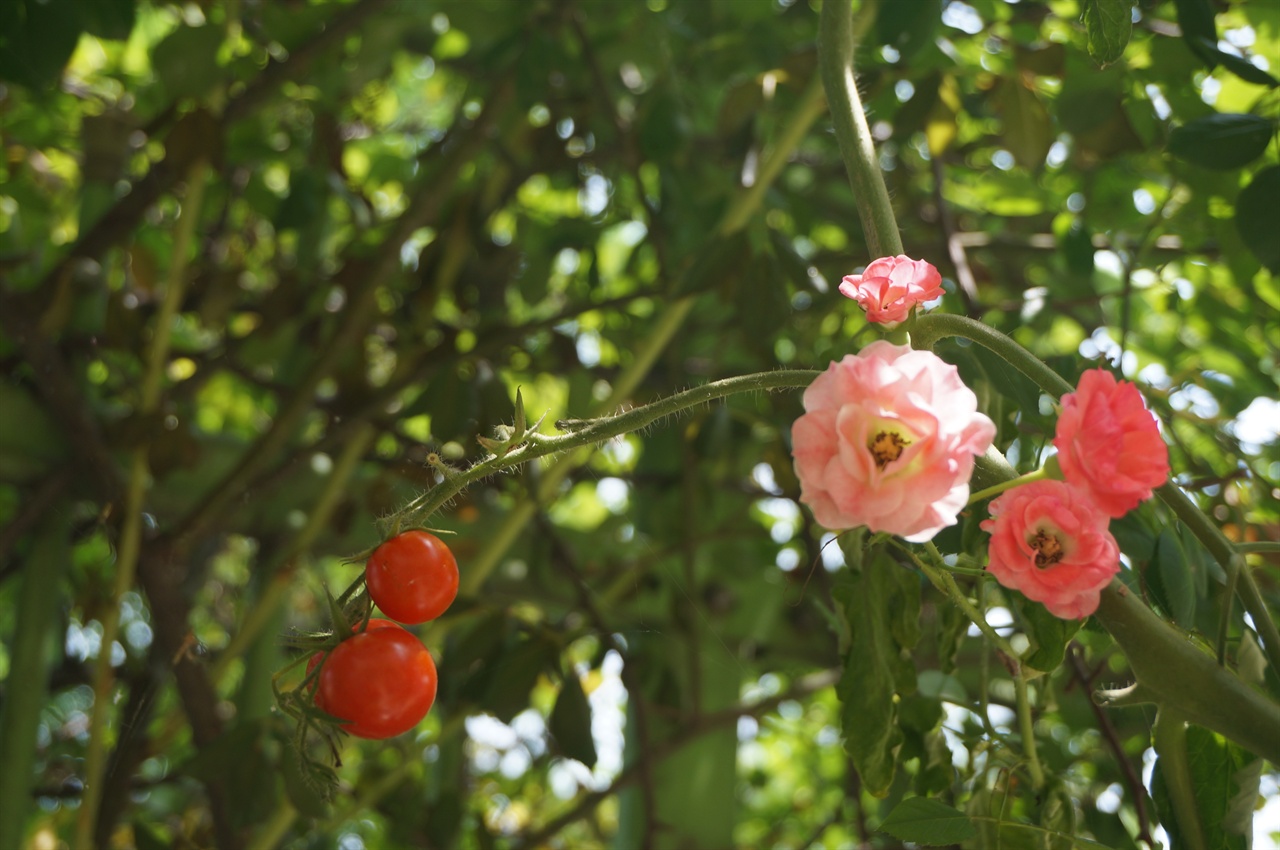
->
[968,466,1050,505]
[77,159,208,850]
[1012,671,1045,790]
[1153,709,1207,850]
[1094,582,1280,764]
[912,313,1074,397]
[907,543,1015,659]
[909,543,1042,785]
[1156,482,1280,685]
[818,0,903,257]
[1236,542,1280,554]
[400,369,819,530]
[0,506,71,850]
[912,310,1280,698]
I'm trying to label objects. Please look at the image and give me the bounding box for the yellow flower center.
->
[1030,528,1065,568]
[869,430,909,470]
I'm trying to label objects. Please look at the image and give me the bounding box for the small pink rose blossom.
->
[981,480,1120,619]
[1053,369,1169,518]
[791,341,996,542]
[838,255,945,327]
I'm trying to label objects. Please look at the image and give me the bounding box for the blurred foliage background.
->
[0,0,1277,848]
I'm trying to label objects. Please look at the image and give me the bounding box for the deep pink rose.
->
[791,341,996,542]
[981,480,1121,619]
[838,255,945,327]
[1053,369,1169,518]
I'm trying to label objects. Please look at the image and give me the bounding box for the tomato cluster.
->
[310,531,460,740]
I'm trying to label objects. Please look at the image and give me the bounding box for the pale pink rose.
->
[791,341,996,542]
[838,255,945,327]
[981,480,1121,619]
[1053,369,1169,518]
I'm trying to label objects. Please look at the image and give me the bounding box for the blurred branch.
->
[1067,643,1154,848]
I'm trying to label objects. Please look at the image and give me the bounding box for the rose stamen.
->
[869,431,909,469]
[1029,528,1065,568]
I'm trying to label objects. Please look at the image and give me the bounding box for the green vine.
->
[394,369,820,531]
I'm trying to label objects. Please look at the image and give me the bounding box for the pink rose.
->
[1053,369,1169,518]
[838,255,945,327]
[791,341,996,542]
[981,480,1121,619]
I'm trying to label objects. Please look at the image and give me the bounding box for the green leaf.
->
[0,382,65,482]
[880,797,977,844]
[1019,599,1082,673]
[1172,0,1217,49]
[1152,527,1196,628]
[1168,114,1275,170]
[152,24,225,100]
[999,78,1054,168]
[549,670,598,768]
[1187,38,1280,88]
[1082,0,1133,67]
[1236,165,1280,273]
[875,0,942,62]
[0,0,83,89]
[480,636,555,723]
[832,548,919,795]
[76,0,136,40]
[1060,220,1096,278]
[1151,726,1251,850]
[278,736,332,819]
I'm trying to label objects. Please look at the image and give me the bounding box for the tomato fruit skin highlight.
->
[365,530,459,625]
[315,627,438,739]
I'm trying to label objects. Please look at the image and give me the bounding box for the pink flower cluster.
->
[984,369,1169,619]
[839,255,945,328]
[795,249,1170,621]
[791,341,995,542]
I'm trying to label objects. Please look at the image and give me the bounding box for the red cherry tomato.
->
[306,618,401,680]
[314,627,437,739]
[365,531,459,625]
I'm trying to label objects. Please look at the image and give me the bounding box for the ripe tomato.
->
[314,626,437,739]
[306,618,401,680]
[365,530,459,625]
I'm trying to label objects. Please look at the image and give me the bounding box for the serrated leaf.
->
[833,547,919,795]
[1168,114,1275,170]
[278,739,332,819]
[881,797,977,844]
[1082,0,1133,66]
[1151,726,1251,850]
[549,671,598,768]
[1237,165,1280,273]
